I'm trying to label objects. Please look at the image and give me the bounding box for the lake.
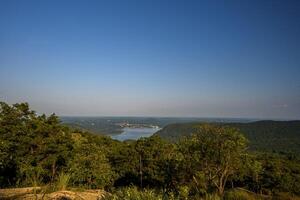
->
[110,127,160,141]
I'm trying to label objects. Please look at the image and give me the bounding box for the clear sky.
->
[0,0,299,119]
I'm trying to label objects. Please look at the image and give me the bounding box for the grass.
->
[56,172,71,191]
[104,186,164,200]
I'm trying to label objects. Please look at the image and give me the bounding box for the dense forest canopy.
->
[1,102,300,199]
[155,121,300,154]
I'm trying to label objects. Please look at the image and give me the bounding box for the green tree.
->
[179,124,248,196]
[0,102,73,186]
[69,133,114,189]
[134,135,182,190]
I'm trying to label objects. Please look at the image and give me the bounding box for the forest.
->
[1,102,300,199]
[155,120,300,154]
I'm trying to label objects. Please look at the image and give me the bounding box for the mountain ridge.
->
[155,120,300,153]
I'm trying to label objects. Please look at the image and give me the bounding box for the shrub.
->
[56,172,71,191]
[204,193,221,200]
[104,186,164,200]
[224,189,258,200]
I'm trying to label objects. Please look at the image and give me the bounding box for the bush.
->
[104,186,164,200]
[69,141,114,189]
[204,193,221,200]
[224,189,258,200]
[272,192,300,200]
[56,172,71,191]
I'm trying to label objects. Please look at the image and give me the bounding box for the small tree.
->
[180,124,248,196]
[134,135,184,190]
[69,134,114,189]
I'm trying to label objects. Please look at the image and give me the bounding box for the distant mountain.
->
[60,116,123,135]
[155,120,300,153]
[60,116,254,135]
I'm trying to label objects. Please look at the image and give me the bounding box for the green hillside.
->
[155,120,300,153]
[2,102,300,199]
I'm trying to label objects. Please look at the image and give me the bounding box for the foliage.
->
[56,172,71,191]
[1,101,300,199]
[179,124,248,195]
[104,186,164,200]
[0,102,112,189]
[155,121,300,154]
[68,137,114,189]
[224,189,258,200]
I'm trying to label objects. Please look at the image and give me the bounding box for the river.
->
[110,127,160,141]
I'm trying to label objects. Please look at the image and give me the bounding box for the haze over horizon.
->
[1,0,300,119]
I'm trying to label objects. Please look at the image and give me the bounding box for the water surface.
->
[111,127,160,141]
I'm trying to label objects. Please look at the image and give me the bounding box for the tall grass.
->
[23,168,43,198]
[204,193,221,200]
[224,189,260,200]
[56,172,71,191]
[104,186,164,200]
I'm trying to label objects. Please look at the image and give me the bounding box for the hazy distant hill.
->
[61,116,253,135]
[155,120,300,153]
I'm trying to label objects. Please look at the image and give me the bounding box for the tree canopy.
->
[1,101,300,199]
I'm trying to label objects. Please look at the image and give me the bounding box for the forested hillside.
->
[1,102,300,199]
[155,121,300,153]
[60,116,247,135]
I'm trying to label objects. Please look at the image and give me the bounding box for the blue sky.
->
[0,0,299,119]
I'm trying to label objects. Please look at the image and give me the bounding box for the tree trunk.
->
[51,160,56,183]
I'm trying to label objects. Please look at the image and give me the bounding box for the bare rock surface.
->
[0,187,108,200]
